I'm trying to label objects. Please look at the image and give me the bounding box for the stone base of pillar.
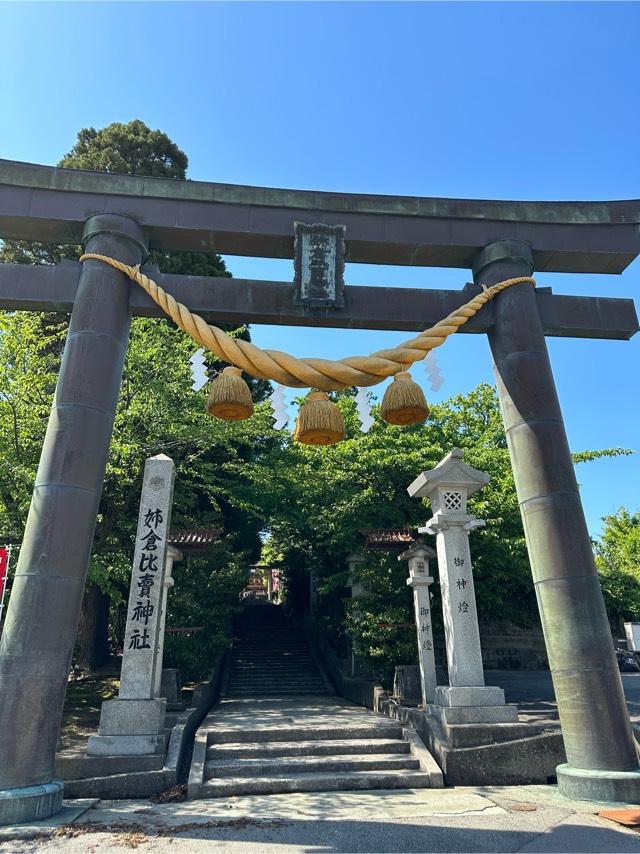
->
[429,703,519,725]
[430,685,518,724]
[86,733,168,756]
[557,763,640,804]
[0,780,64,827]
[87,698,167,757]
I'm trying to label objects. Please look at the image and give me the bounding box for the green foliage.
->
[163,544,250,682]
[0,120,268,675]
[251,384,631,679]
[572,448,633,464]
[595,508,640,633]
[59,119,189,177]
[249,384,534,676]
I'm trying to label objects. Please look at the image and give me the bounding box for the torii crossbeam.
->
[0,159,639,821]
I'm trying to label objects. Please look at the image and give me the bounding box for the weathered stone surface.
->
[189,696,442,798]
[411,450,492,690]
[0,780,63,826]
[97,698,166,736]
[86,733,167,757]
[429,703,519,725]
[394,666,423,704]
[62,769,173,800]
[119,454,175,701]
[160,668,182,705]
[55,752,164,781]
[556,763,640,803]
[435,686,506,708]
[399,542,437,705]
[152,548,181,697]
[377,696,564,786]
[424,517,486,687]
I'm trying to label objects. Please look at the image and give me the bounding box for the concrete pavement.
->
[2,785,640,852]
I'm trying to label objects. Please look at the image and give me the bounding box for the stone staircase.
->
[188,603,443,798]
[225,602,329,697]
[189,696,442,797]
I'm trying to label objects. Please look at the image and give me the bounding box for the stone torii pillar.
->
[0,214,147,824]
[398,541,437,706]
[475,239,640,802]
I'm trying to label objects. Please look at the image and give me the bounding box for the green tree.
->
[0,120,268,672]
[252,384,631,682]
[595,508,640,634]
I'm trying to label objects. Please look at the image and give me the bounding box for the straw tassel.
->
[380,371,429,425]
[294,391,345,446]
[206,366,254,421]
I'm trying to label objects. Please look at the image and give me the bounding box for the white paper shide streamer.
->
[269,384,289,430]
[189,348,208,391]
[355,387,374,433]
[424,351,444,392]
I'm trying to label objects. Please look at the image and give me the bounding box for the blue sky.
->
[1,1,638,535]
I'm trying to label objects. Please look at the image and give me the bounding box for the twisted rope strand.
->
[79,253,534,391]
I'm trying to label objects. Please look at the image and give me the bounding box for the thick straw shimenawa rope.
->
[79,253,534,391]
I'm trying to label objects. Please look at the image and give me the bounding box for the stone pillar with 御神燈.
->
[398,541,437,706]
[408,449,518,725]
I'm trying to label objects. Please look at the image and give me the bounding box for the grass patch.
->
[59,674,119,751]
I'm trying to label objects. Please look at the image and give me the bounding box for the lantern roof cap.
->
[407,448,490,499]
[398,539,436,562]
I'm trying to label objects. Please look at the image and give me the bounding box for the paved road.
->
[487,670,640,706]
[2,786,640,853]
[486,670,640,727]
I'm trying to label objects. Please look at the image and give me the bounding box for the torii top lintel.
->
[2,159,640,275]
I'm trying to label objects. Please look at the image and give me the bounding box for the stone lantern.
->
[408,448,518,724]
[398,540,437,705]
[347,552,369,599]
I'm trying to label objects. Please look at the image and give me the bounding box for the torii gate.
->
[0,159,639,820]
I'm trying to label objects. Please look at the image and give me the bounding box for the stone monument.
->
[88,454,175,756]
[408,449,518,725]
[398,541,437,706]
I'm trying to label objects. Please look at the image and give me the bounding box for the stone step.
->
[231,662,319,670]
[226,689,328,697]
[226,690,328,696]
[205,753,420,779]
[235,640,306,645]
[55,752,165,781]
[233,649,313,664]
[235,635,304,641]
[228,680,326,687]
[206,738,410,760]
[228,675,324,683]
[200,768,434,797]
[230,673,324,686]
[233,648,310,654]
[228,675,324,684]
[207,724,404,744]
[228,684,326,691]
[234,642,308,647]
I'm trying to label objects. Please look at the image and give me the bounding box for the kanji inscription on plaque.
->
[294,222,346,308]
